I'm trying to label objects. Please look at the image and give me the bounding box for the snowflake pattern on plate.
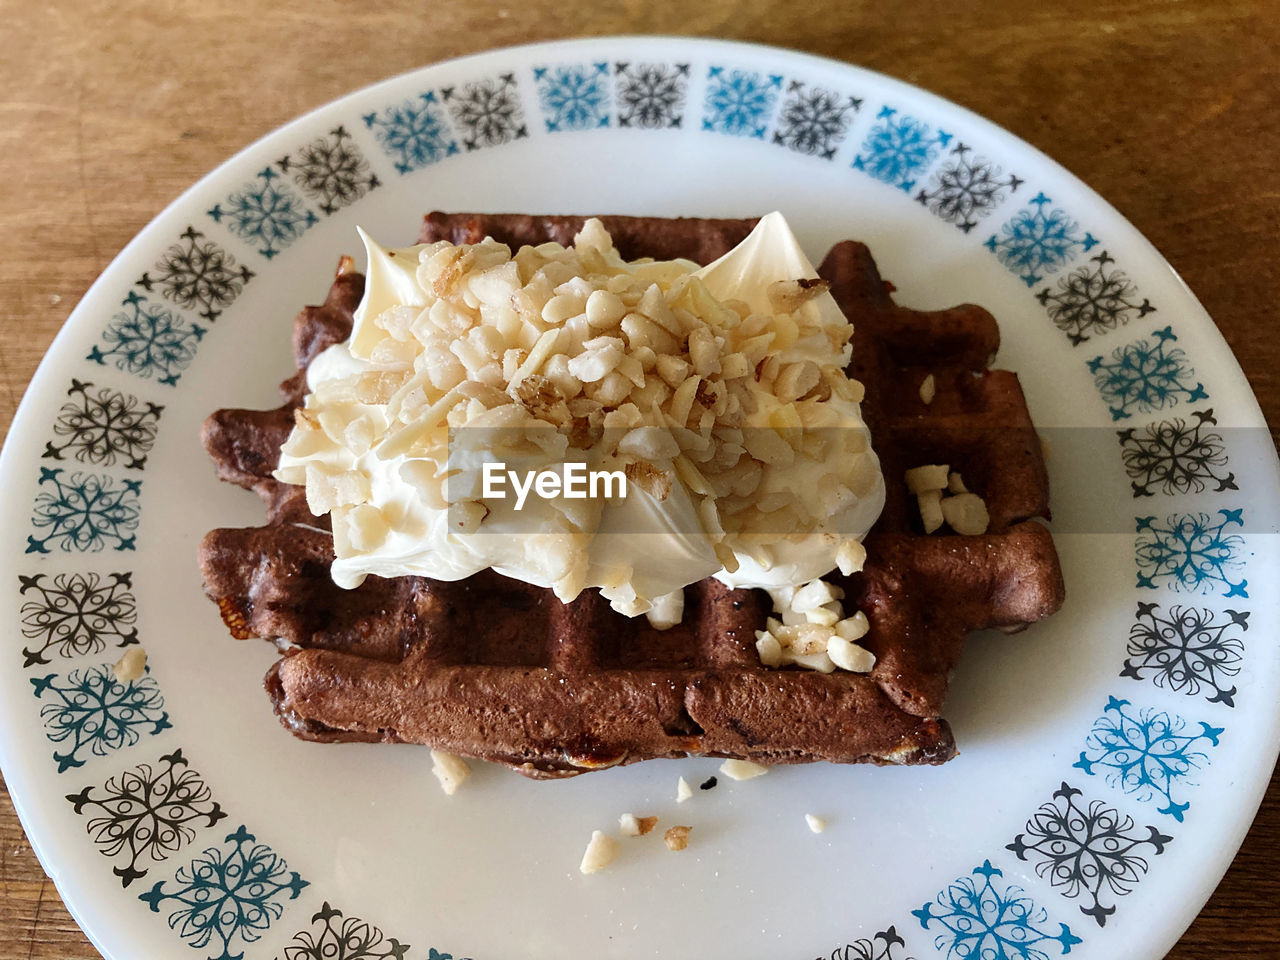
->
[771,80,860,160]
[852,106,951,192]
[1088,326,1207,421]
[208,167,318,259]
[278,126,381,214]
[701,66,782,138]
[819,926,914,960]
[916,142,1022,232]
[1007,782,1172,927]
[1037,251,1155,346]
[363,94,459,174]
[1073,696,1223,821]
[278,902,410,960]
[1118,408,1235,497]
[985,192,1099,287]
[442,74,529,151]
[614,62,689,128]
[18,571,137,667]
[1134,509,1246,597]
[43,379,162,470]
[31,663,170,773]
[534,62,610,132]
[88,291,206,386]
[135,226,254,321]
[913,860,1082,960]
[27,468,141,554]
[139,825,307,960]
[1121,602,1246,706]
[66,748,226,887]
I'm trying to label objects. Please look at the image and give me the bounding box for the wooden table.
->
[1,1,1276,956]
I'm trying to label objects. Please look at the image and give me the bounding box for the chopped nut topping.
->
[292,407,320,430]
[835,539,867,576]
[917,488,945,534]
[624,460,673,501]
[919,373,936,404]
[646,590,685,631]
[905,463,950,495]
[720,758,770,781]
[754,580,875,674]
[430,750,471,795]
[277,218,882,622]
[511,374,571,425]
[663,825,692,851]
[755,632,784,667]
[112,647,147,683]
[828,636,874,671]
[766,277,831,312]
[912,464,990,536]
[941,492,991,535]
[579,830,620,874]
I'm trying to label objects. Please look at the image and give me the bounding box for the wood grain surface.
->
[1,1,1277,957]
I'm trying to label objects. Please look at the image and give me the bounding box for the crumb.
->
[430,750,471,795]
[916,488,944,534]
[805,813,827,834]
[940,492,990,535]
[699,776,718,791]
[664,825,691,851]
[580,830,620,874]
[905,463,949,494]
[676,776,693,802]
[918,373,935,404]
[720,759,769,781]
[619,813,658,837]
[112,647,147,683]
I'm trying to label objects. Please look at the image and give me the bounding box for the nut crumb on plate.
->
[579,830,620,874]
[805,813,827,833]
[112,647,147,683]
[430,749,471,795]
[619,813,658,837]
[720,758,769,780]
[664,825,692,851]
[676,776,693,802]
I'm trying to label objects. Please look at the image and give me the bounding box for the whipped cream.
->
[275,213,885,635]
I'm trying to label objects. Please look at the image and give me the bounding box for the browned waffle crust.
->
[199,213,1065,778]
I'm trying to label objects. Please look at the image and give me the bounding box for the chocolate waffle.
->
[199,214,1064,778]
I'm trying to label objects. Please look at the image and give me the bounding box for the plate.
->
[2,36,1278,960]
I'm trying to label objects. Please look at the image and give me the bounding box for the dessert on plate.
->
[199,211,1064,778]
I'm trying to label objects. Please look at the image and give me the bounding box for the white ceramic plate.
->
[2,37,1277,960]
